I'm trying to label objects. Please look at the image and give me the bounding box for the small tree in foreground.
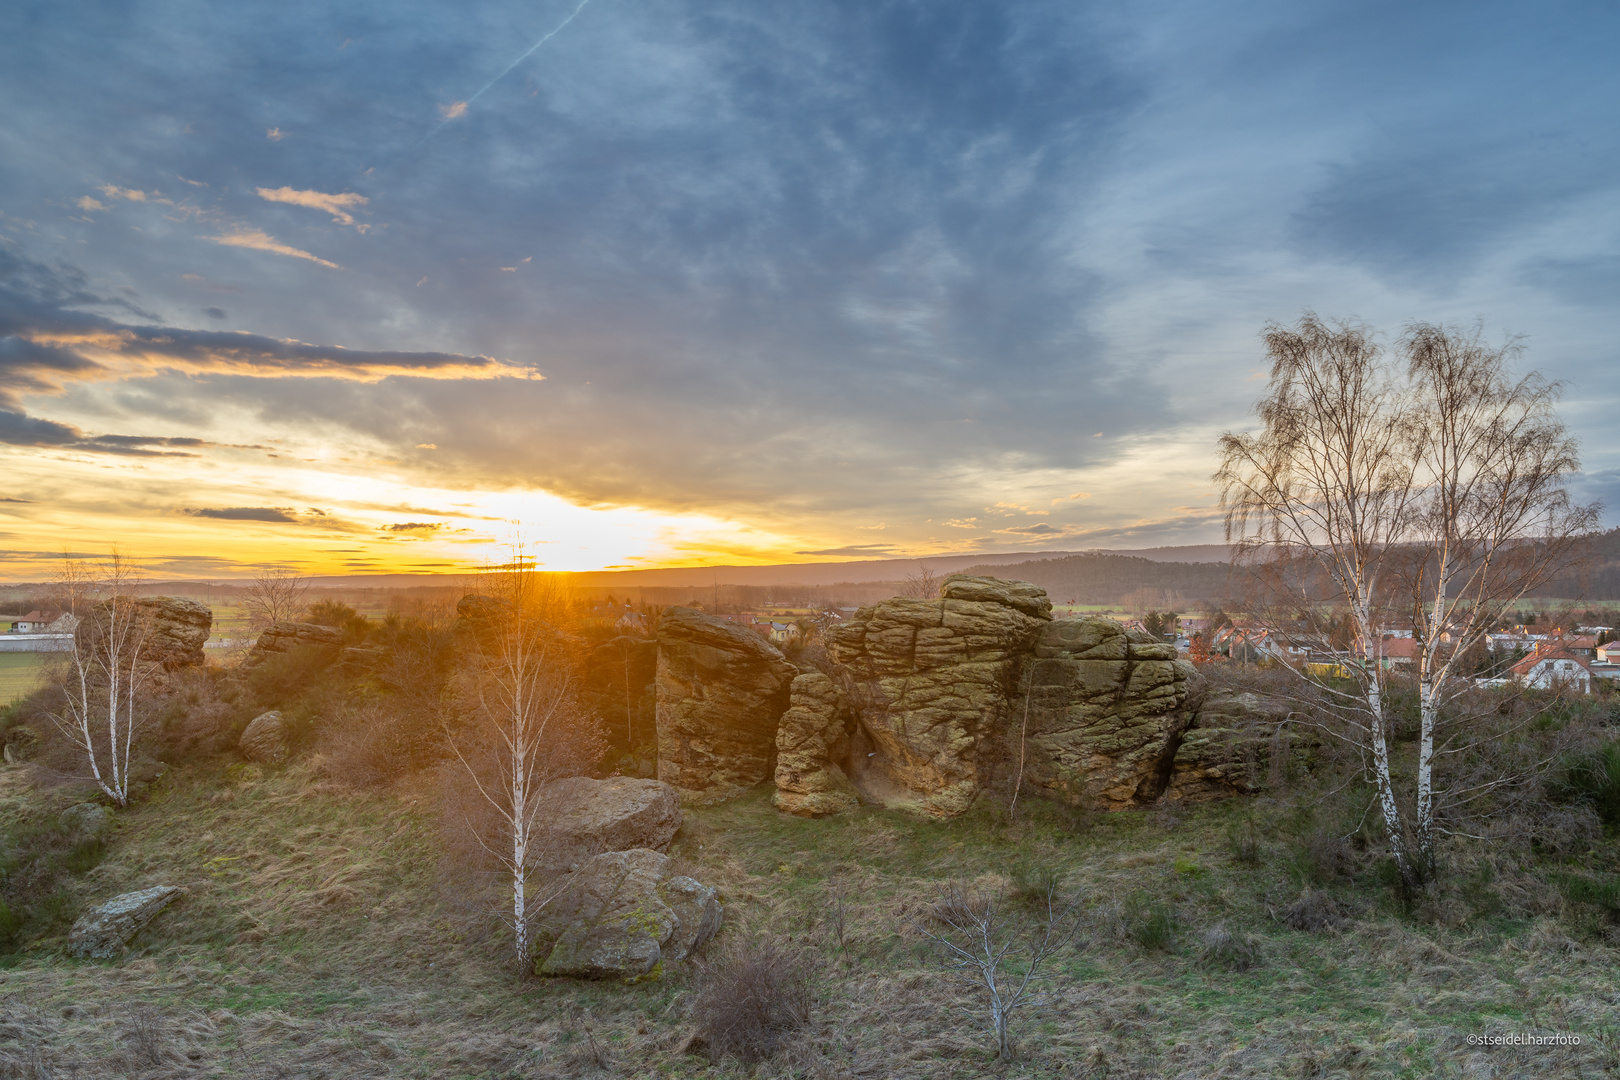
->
[449,553,598,969]
[47,550,154,807]
[1216,314,1597,892]
[908,882,1082,1062]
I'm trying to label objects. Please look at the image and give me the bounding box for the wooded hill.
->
[960,552,1233,606]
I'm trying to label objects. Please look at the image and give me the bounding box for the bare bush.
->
[241,567,309,632]
[1278,890,1351,932]
[1197,922,1262,971]
[909,881,1082,1062]
[690,933,816,1065]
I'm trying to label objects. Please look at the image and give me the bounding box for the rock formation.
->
[654,608,795,803]
[238,710,289,764]
[133,597,212,670]
[540,776,682,866]
[1165,688,1300,802]
[243,622,343,668]
[773,671,859,818]
[820,576,1052,817]
[532,849,722,980]
[68,885,184,959]
[773,575,1203,817]
[1012,617,1200,810]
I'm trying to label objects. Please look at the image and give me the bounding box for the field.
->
[2,760,1616,1078]
[0,654,48,705]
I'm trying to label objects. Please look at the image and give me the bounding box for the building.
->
[6,610,76,634]
[1510,646,1592,692]
[1378,636,1419,668]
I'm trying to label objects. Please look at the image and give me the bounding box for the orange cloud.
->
[255,186,370,229]
[440,101,468,120]
[207,228,342,269]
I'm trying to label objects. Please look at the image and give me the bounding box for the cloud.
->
[266,127,285,141]
[207,228,341,269]
[384,521,442,533]
[998,523,1063,535]
[440,101,468,120]
[76,196,105,212]
[793,544,897,557]
[204,306,227,319]
[185,507,299,522]
[255,186,370,229]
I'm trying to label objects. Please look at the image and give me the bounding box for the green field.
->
[0,652,48,704]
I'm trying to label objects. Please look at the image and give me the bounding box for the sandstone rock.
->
[238,710,289,764]
[1012,619,1198,810]
[541,776,682,865]
[68,886,184,959]
[133,597,212,670]
[655,608,795,803]
[243,621,343,669]
[60,803,111,840]
[533,849,722,979]
[823,575,1050,817]
[773,672,859,818]
[1165,689,1300,802]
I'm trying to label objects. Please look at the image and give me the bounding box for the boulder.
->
[2,724,42,764]
[821,575,1050,817]
[238,710,289,764]
[773,672,859,818]
[68,886,184,959]
[533,849,722,979]
[1011,618,1199,809]
[243,622,343,669]
[540,776,682,865]
[1165,689,1301,802]
[60,802,112,841]
[655,608,796,803]
[133,597,212,670]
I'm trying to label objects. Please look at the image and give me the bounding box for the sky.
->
[1,0,1617,580]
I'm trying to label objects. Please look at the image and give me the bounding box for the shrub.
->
[1010,861,1064,910]
[690,934,816,1064]
[1226,819,1263,867]
[1550,742,1620,826]
[1197,922,1262,971]
[1125,898,1176,952]
[1279,890,1350,932]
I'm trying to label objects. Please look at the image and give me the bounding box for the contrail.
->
[417,0,595,147]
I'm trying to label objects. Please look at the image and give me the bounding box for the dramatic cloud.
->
[185,506,299,522]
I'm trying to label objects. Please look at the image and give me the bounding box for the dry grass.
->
[0,757,1617,1078]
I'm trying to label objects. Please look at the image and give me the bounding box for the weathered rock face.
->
[1166,689,1299,803]
[68,886,184,959]
[540,776,682,866]
[238,710,289,764]
[773,672,859,818]
[533,849,722,980]
[772,575,1204,817]
[1012,619,1200,810]
[655,608,795,803]
[244,622,343,668]
[822,576,1051,817]
[134,597,212,670]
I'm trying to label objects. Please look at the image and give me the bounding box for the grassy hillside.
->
[0,655,48,706]
[2,758,1617,1078]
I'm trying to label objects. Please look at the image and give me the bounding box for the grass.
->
[0,762,1617,1077]
[0,654,48,705]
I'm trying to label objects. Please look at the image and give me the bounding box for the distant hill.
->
[960,552,1233,606]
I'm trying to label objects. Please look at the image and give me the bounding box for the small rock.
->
[68,886,184,959]
[238,710,288,764]
[533,849,722,980]
[243,622,343,669]
[3,724,43,764]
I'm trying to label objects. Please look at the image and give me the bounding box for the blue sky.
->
[1,0,1616,575]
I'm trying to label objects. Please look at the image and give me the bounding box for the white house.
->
[1511,647,1591,692]
[7,610,76,634]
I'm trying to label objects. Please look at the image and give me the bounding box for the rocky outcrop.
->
[773,672,859,818]
[60,803,111,841]
[134,597,212,670]
[772,575,1203,817]
[655,608,795,803]
[244,622,343,668]
[1013,618,1200,810]
[68,886,184,959]
[238,710,289,764]
[1165,689,1300,802]
[533,849,722,980]
[823,576,1051,817]
[540,776,682,866]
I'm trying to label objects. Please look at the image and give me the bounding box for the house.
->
[1510,646,1592,692]
[1378,636,1419,668]
[7,610,76,634]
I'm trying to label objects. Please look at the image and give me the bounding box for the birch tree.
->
[450,554,591,968]
[1216,315,1594,892]
[47,550,155,808]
